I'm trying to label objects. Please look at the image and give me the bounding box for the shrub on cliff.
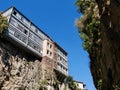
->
[64,76,79,90]
[0,13,8,34]
[75,0,100,53]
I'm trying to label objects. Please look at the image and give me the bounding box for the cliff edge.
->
[76,0,120,89]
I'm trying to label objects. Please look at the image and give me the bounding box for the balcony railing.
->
[12,13,48,41]
[6,21,42,58]
[28,38,42,53]
[57,60,68,68]
[57,49,67,61]
[57,66,68,75]
[12,13,30,29]
[8,23,28,44]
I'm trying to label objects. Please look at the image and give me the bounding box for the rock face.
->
[76,0,120,89]
[0,37,70,90]
[91,0,120,90]
[0,38,59,90]
[90,0,120,90]
[0,38,43,90]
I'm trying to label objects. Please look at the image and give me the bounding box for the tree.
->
[53,77,59,90]
[0,13,8,34]
[64,76,79,90]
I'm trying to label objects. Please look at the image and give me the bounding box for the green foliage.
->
[0,14,8,34]
[64,76,73,84]
[64,76,74,89]
[64,76,79,90]
[75,0,94,14]
[54,78,59,90]
[80,32,89,41]
[97,79,102,90]
[79,32,93,53]
[38,79,48,90]
[75,0,100,53]
[82,40,93,53]
[87,20,99,31]
[55,79,59,86]
[113,85,120,90]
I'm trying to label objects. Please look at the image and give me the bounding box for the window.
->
[13,11,17,15]
[47,42,49,47]
[24,29,28,35]
[60,64,62,68]
[16,13,22,20]
[60,57,62,61]
[50,44,52,48]
[47,50,49,55]
[50,52,52,56]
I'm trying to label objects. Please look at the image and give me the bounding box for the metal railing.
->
[7,22,42,57]
[9,23,28,44]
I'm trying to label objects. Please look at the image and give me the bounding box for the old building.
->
[1,6,88,90]
[2,6,68,80]
[74,81,86,90]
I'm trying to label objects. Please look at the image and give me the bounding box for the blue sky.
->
[0,0,96,90]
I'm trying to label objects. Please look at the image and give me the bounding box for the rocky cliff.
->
[0,38,42,90]
[76,0,120,90]
[0,37,56,90]
[0,37,72,90]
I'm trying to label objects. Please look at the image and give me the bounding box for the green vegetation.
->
[38,79,48,90]
[97,79,102,90]
[113,85,120,90]
[64,76,79,90]
[54,78,59,90]
[75,0,101,53]
[0,13,8,34]
[75,0,94,14]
